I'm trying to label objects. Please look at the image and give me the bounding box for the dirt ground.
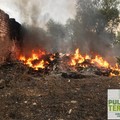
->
[0,62,120,120]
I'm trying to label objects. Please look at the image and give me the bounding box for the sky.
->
[0,0,76,26]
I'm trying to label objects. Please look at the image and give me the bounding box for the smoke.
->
[11,0,48,28]
[0,0,76,26]
[67,0,120,64]
[13,0,118,61]
[0,0,76,55]
[0,0,119,64]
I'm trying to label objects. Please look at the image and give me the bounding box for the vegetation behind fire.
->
[17,0,120,59]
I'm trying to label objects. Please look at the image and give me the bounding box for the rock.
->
[61,72,86,79]
[68,109,72,114]
[71,100,77,104]
[0,79,5,89]
[33,102,37,106]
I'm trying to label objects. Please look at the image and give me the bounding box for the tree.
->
[76,0,120,34]
[67,0,120,55]
[47,19,66,52]
[115,32,120,44]
[99,0,120,33]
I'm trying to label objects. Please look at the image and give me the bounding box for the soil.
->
[0,62,120,120]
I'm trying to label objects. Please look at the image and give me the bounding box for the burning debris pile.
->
[0,8,119,78]
[18,48,120,77]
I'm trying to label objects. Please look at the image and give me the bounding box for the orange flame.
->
[70,48,85,66]
[70,48,120,76]
[91,55,109,68]
[19,50,46,70]
[19,48,120,76]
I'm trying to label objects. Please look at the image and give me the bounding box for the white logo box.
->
[108,89,120,120]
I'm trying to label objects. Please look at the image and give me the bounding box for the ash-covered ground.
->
[0,62,120,120]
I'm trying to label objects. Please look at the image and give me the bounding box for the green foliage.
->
[76,0,119,32]
[71,0,120,41]
[100,8,119,21]
[99,0,120,30]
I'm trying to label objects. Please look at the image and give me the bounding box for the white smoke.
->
[0,0,76,27]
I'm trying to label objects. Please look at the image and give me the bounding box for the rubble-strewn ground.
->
[0,62,120,120]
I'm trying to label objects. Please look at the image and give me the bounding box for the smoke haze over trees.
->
[11,0,120,61]
[45,0,120,56]
[65,0,120,55]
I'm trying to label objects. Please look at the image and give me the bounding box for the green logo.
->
[108,100,120,111]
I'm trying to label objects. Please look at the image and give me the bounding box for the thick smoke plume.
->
[8,0,59,55]
[13,0,48,27]
[5,0,76,55]
[1,0,119,64]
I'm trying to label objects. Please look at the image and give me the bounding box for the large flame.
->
[70,48,120,76]
[91,55,109,68]
[70,49,85,66]
[18,48,120,76]
[19,50,46,70]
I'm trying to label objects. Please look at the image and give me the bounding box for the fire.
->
[70,48,86,66]
[19,50,47,70]
[70,48,110,68]
[91,55,109,68]
[18,48,120,76]
[34,60,45,70]
[70,48,120,76]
